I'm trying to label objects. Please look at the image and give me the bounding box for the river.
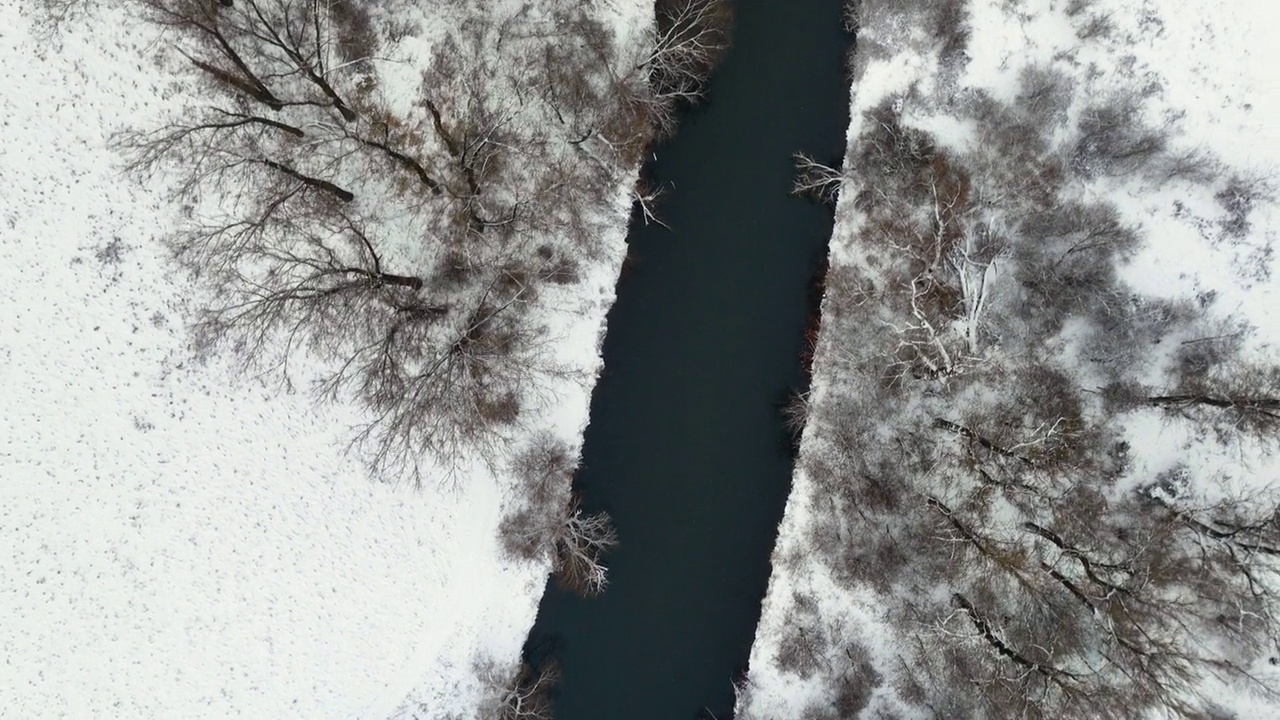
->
[524,2,851,718]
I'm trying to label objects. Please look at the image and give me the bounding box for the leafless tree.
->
[645,0,733,96]
[894,470,1280,719]
[772,592,831,679]
[137,0,362,120]
[119,107,551,484]
[498,435,618,596]
[479,658,560,720]
[554,498,618,597]
[628,0,733,138]
[807,311,1280,718]
[1138,363,1279,444]
[792,153,845,206]
[854,134,984,384]
[502,493,620,597]
[415,10,631,254]
[122,0,657,483]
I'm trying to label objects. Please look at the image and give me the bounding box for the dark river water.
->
[524,2,850,718]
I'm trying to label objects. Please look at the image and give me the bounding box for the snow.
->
[0,1,649,718]
[961,0,1280,339]
[739,0,1280,718]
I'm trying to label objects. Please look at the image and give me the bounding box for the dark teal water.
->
[525,3,850,718]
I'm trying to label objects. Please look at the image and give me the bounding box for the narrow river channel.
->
[524,3,850,718]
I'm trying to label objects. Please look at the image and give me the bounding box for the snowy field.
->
[740,0,1280,717]
[0,1,647,718]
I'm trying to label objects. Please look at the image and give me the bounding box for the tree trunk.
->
[191,19,283,110]
[190,58,283,111]
[357,137,443,195]
[1146,393,1280,418]
[377,272,424,291]
[259,159,354,202]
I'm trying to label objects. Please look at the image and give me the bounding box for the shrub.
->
[774,625,828,679]
[1075,10,1115,41]
[329,0,379,65]
[853,98,937,187]
[1160,147,1223,184]
[1071,94,1168,178]
[1015,64,1074,129]
[499,434,575,562]
[928,0,970,68]
[1216,173,1269,238]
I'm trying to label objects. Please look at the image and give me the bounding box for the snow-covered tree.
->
[498,434,619,596]
[120,0,654,483]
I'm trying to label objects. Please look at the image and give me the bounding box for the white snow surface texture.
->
[0,1,648,718]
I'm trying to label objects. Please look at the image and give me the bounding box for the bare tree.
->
[553,498,619,596]
[645,0,733,96]
[895,473,1280,720]
[118,100,545,485]
[137,0,362,120]
[792,152,844,206]
[498,434,618,596]
[122,0,657,484]
[503,495,620,596]
[1136,362,1280,445]
[851,128,983,384]
[479,658,560,720]
[628,0,733,137]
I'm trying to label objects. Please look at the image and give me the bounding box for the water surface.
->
[526,3,851,717]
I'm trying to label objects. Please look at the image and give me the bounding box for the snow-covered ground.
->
[0,1,648,718]
[740,0,1280,717]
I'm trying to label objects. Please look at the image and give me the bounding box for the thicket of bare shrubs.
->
[761,0,1280,717]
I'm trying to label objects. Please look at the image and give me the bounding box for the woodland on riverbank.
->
[743,0,1280,718]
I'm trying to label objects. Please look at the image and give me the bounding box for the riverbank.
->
[739,0,1280,717]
